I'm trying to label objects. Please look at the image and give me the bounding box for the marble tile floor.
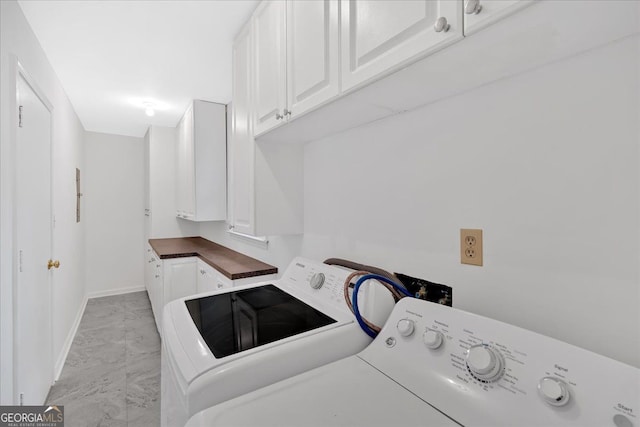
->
[46,291,161,427]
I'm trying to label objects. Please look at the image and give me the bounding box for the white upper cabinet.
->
[176,100,227,222]
[253,0,340,137]
[340,0,462,92]
[230,17,304,236]
[463,0,534,35]
[252,0,287,137]
[286,0,340,118]
[176,105,195,218]
[230,22,256,236]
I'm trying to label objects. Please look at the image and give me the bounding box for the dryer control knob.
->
[466,344,505,382]
[538,377,570,406]
[310,272,325,289]
[396,318,415,337]
[423,329,444,349]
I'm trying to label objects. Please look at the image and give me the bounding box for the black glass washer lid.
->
[185,285,337,358]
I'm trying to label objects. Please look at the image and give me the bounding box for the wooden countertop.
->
[148,237,277,280]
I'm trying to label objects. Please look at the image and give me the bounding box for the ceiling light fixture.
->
[143,102,156,117]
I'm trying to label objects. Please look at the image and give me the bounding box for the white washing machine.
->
[186,296,640,427]
[161,257,395,427]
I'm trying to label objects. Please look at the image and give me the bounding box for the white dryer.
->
[161,257,394,427]
[186,297,640,427]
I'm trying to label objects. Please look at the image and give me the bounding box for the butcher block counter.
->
[148,237,277,280]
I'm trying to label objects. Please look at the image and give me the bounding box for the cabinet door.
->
[176,113,188,217]
[286,0,339,118]
[341,0,462,92]
[196,261,212,294]
[230,22,256,236]
[253,0,287,137]
[463,0,534,35]
[197,260,232,293]
[182,106,196,219]
[145,246,152,292]
[176,105,196,219]
[164,258,197,305]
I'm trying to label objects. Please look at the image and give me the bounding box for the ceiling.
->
[18,0,259,137]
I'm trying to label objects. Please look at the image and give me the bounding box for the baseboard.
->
[53,294,87,381]
[87,285,147,299]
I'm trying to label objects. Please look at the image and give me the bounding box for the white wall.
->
[85,131,144,296]
[302,35,640,368]
[198,25,640,370]
[0,0,86,403]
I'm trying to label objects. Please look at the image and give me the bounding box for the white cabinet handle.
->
[284,108,291,116]
[217,283,224,289]
[465,0,483,15]
[434,17,450,33]
[276,111,284,120]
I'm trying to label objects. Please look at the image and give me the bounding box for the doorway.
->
[15,68,54,405]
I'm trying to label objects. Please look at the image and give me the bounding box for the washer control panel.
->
[360,297,639,427]
[280,258,349,307]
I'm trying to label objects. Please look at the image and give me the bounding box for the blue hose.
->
[352,274,412,338]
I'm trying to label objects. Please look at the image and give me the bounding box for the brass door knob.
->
[47,259,60,270]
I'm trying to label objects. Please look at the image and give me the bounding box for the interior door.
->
[15,73,53,404]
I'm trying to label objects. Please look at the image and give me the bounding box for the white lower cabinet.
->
[148,255,197,335]
[163,257,198,304]
[196,259,232,293]
[147,247,164,333]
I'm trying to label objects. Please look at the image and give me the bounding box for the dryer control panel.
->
[360,298,639,427]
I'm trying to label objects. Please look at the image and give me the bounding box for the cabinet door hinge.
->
[18,105,23,127]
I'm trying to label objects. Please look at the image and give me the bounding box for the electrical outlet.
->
[460,229,483,266]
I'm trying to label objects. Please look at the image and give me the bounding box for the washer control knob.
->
[423,329,444,349]
[538,377,570,406]
[466,344,505,382]
[396,318,415,337]
[310,272,325,289]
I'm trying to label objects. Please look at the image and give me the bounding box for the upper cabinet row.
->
[228,0,529,236]
[251,0,529,138]
[176,100,227,221]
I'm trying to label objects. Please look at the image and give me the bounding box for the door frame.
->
[0,55,55,404]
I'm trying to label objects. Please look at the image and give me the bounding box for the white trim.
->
[53,295,87,381]
[17,62,54,111]
[0,53,19,405]
[87,285,147,299]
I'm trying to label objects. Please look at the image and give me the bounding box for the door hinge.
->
[18,105,23,127]
[20,392,24,406]
[19,250,23,273]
